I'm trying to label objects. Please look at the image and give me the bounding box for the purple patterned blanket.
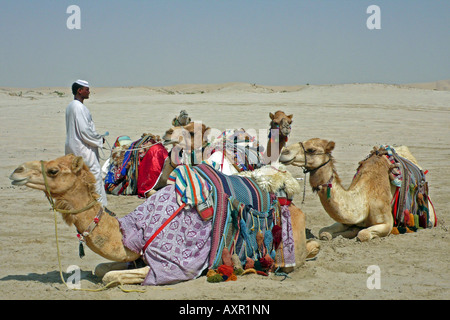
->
[118,185,212,285]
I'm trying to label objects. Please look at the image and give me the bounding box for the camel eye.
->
[47,168,59,176]
[306,148,316,154]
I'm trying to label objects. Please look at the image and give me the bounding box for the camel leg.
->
[289,204,308,267]
[319,222,360,240]
[306,239,320,259]
[102,266,150,286]
[357,223,392,242]
[428,199,436,227]
[94,262,129,279]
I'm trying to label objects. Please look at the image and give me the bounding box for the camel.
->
[163,121,210,161]
[137,121,211,196]
[265,111,293,163]
[10,154,319,286]
[279,138,436,241]
[171,109,191,127]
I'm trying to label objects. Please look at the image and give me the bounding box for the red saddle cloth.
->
[137,143,168,198]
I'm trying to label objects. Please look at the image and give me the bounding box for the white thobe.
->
[65,100,107,207]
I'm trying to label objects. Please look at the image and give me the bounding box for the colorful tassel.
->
[272,225,282,249]
[79,241,85,259]
[259,254,274,271]
[244,257,254,269]
[217,265,234,278]
[222,247,233,266]
[207,274,224,283]
[231,253,243,270]
[256,230,264,254]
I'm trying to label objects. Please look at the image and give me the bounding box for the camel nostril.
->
[14,166,25,174]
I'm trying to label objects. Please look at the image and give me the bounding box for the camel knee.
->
[306,240,320,259]
[319,230,333,241]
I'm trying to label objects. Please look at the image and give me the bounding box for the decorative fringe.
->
[79,241,85,259]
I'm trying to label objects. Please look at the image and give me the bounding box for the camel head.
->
[163,122,210,151]
[9,154,97,199]
[279,138,335,171]
[269,110,293,137]
[172,109,191,126]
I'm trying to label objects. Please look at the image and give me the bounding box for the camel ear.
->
[269,112,274,120]
[288,114,293,120]
[72,156,84,173]
[325,141,335,154]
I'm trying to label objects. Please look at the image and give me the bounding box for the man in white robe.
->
[65,80,108,207]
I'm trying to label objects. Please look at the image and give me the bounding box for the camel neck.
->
[309,160,335,191]
[68,203,139,262]
[313,166,364,225]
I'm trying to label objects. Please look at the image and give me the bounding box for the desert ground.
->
[0,81,449,300]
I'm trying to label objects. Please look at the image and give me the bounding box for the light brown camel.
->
[279,138,436,241]
[265,111,293,163]
[144,121,212,196]
[10,154,318,285]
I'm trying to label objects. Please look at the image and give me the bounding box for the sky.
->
[0,0,449,87]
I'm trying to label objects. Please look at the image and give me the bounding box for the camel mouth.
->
[279,158,294,165]
[163,139,179,146]
[10,177,28,186]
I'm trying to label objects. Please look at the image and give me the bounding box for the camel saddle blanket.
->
[117,164,295,285]
[105,135,168,197]
[118,184,212,285]
[136,143,168,198]
[192,163,295,270]
[382,145,435,232]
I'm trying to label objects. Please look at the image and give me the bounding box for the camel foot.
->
[319,231,333,241]
[306,240,320,259]
[356,229,372,242]
[102,266,150,286]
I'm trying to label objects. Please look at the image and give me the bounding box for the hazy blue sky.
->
[1,0,449,87]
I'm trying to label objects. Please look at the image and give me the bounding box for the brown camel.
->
[279,138,436,241]
[265,111,293,163]
[149,121,211,195]
[163,121,210,159]
[10,154,318,285]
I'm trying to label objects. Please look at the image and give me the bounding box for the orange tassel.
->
[245,257,254,269]
[256,231,264,253]
[217,265,234,278]
[222,247,233,266]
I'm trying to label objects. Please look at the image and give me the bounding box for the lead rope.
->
[299,142,308,205]
[41,161,145,293]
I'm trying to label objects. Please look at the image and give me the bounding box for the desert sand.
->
[0,81,449,300]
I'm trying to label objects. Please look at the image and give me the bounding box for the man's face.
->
[78,86,90,99]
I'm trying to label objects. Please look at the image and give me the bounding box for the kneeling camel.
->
[279,138,436,241]
[10,154,319,286]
